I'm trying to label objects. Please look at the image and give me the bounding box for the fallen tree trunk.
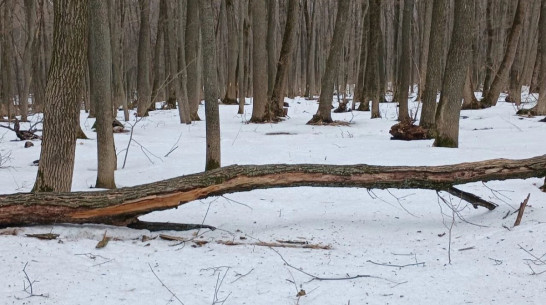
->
[1,155,546,228]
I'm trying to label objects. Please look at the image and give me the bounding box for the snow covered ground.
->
[1,95,546,304]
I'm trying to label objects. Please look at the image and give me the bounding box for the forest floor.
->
[1,92,546,304]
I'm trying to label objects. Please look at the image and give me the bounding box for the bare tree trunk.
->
[462,68,479,109]
[418,0,433,100]
[109,0,129,121]
[89,0,116,189]
[223,0,239,105]
[354,2,369,111]
[434,0,474,148]
[308,0,351,124]
[304,1,317,99]
[185,0,201,120]
[249,0,268,122]
[481,0,529,107]
[368,0,381,119]
[237,0,247,114]
[7,155,546,227]
[177,0,191,124]
[198,0,221,171]
[33,0,88,192]
[266,0,278,97]
[136,0,151,117]
[534,0,546,114]
[2,0,15,120]
[150,4,165,108]
[395,0,413,122]
[267,0,300,121]
[419,0,446,129]
[20,0,36,122]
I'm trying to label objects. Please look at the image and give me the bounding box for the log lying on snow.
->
[1,155,546,228]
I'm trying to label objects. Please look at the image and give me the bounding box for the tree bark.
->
[395,0,413,122]
[177,0,191,124]
[355,2,369,111]
[136,0,152,117]
[199,0,221,171]
[109,0,129,121]
[266,0,278,97]
[20,0,36,122]
[249,0,269,122]
[481,0,529,108]
[267,0,300,121]
[5,155,546,228]
[223,0,239,105]
[185,0,201,120]
[89,0,117,189]
[367,0,381,119]
[434,0,474,148]
[419,0,446,129]
[534,0,546,114]
[308,0,351,124]
[32,0,88,192]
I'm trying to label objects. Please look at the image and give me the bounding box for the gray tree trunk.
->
[89,0,116,189]
[395,0,413,122]
[33,0,88,192]
[185,0,201,120]
[535,0,546,114]
[136,0,151,117]
[223,0,239,105]
[198,0,221,171]
[481,0,529,107]
[249,0,269,122]
[177,0,191,124]
[419,0,446,129]
[267,0,300,120]
[308,0,351,124]
[108,0,129,121]
[434,0,474,148]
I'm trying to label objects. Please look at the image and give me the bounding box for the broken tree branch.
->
[513,193,531,227]
[1,155,546,228]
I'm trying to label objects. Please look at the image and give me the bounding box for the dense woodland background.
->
[0,0,545,193]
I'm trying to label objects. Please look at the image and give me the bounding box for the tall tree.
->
[108,0,129,121]
[198,0,221,171]
[33,0,88,192]
[222,0,239,105]
[434,0,474,148]
[136,0,151,116]
[266,0,278,97]
[267,0,300,120]
[249,0,268,122]
[367,0,381,118]
[354,2,369,111]
[177,0,191,124]
[21,0,36,122]
[89,0,116,189]
[185,0,201,120]
[395,0,413,122]
[481,0,529,107]
[534,0,546,115]
[419,0,446,129]
[2,0,15,120]
[308,0,351,124]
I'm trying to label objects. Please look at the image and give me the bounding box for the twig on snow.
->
[148,263,185,305]
[269,247,402,284]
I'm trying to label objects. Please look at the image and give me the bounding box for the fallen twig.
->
[148,263,185,305]
[25,233,59,240]
[367,260,425,268]
[217,240,331,250]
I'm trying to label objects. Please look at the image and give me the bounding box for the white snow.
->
[1,95,546,304]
